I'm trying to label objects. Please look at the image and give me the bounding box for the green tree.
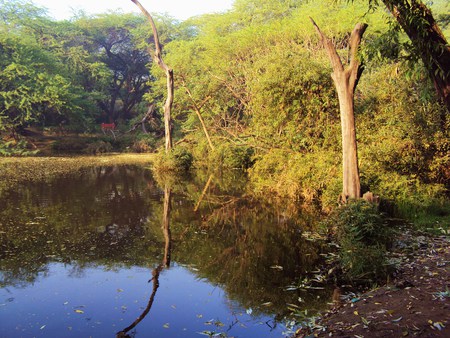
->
[376,0,450,114]
[0,0,98,134]
[75,13,152,124]
[0,18,77,135]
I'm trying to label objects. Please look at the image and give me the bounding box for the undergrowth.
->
[324,200,395,284]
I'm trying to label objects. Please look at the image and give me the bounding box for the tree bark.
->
[130,0,173,153]
[382,0,450,116]
[311,18,367,201]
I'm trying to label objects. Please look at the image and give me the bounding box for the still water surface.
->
[0,165,330,337]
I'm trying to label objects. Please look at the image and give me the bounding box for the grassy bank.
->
[0,154,155,193]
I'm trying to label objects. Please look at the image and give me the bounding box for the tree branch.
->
[309,17,344,74]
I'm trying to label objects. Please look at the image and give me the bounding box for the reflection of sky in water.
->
[0,262,284,337]
[0,166,329,337]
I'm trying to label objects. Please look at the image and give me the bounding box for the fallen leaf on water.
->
[432,321,445,331]
[40,325,46,330]
[392,316,403,323]
[74,310,84,314]
[353,311,359,316]
[361,317,370,325]
[163,323,170,329]
[284,286,298,291]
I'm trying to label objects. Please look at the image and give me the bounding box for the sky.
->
[31,0,235,21]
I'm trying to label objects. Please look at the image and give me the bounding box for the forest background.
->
[0,0,449,227]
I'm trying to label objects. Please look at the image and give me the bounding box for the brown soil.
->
[296,233,450,338]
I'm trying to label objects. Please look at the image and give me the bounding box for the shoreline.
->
[295,232,450,337]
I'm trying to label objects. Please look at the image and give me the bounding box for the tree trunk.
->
[162,185,172,268]
[311,18,367,201]
[382,0,450,116]
[116,184,172,337]
[131,0,173,153]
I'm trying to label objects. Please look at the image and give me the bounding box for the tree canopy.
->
[0,0,448,215]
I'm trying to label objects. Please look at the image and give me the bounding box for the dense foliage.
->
[329,200,395,282]
[0,0,448,223]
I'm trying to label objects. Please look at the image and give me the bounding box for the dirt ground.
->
[296,232,450,338]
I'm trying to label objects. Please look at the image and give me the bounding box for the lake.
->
[0,165,331,337]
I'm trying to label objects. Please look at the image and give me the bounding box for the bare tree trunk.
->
[116,184,172,337]
[162,185,172,268]
[131,0,173,153]
[311,18,367,201]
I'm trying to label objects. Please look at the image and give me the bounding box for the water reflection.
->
[0,165,331,337]
[117,185,172,337]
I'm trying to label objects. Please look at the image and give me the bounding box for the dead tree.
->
[310,18,368,201]
[131,0,173,153]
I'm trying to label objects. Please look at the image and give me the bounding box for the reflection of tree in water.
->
[0,167,331,328]
[0,165,158,286]
[170,178,332,319]
[117,185,172,338]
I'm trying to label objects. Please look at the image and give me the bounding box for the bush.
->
[51,138,90,153]
[208,144,255,170]
[130,133,157,153]
[153,147,193,173]
[249,149,341,210]
[328,200,394,283]
[131,140,151,153]
[0,139,39,157]
[85,141,113,155]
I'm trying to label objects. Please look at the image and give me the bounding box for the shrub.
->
[328,200,394,283]
[249,149,341,210]
[85,141,113,155]
[131,140,151,153]
[130,133,157,153]
[0,139,39,157]
[153,147,193,173]
[209,144,255,170]
[51,138,90,153]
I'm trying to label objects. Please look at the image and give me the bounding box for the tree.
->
[76,14,152,124]
[311,18,368,201]
[131,0,174,152]
[0,16,78,135]
[379,0,450,114]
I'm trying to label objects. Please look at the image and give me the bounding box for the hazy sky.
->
[31,0,235,21]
